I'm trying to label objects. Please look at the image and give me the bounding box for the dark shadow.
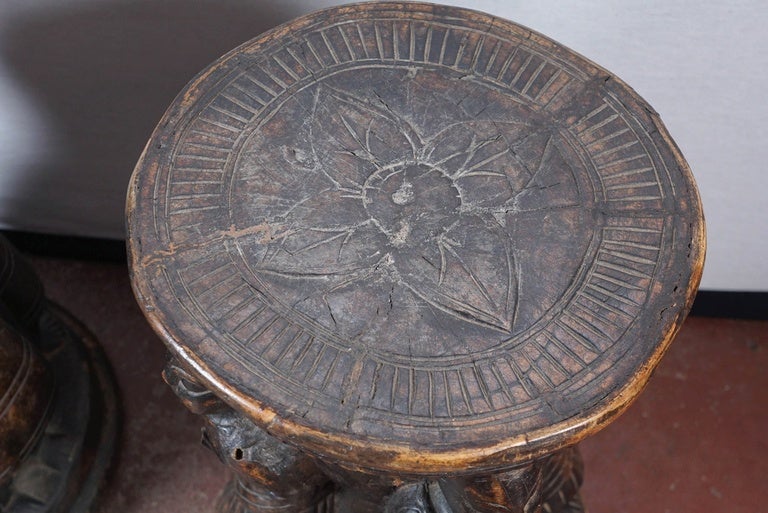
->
[690,291,768,320]
[0,0,302,239]
[1,229,127,262]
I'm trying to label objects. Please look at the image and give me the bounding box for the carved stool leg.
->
[433,462,544,513]
[377,447,582,513]
[163,362,333,513]
[216,471,334,513]
[540,447,584,513]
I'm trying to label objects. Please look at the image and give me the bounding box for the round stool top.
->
[127,2,704,474]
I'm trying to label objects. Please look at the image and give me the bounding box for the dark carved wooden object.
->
[0,238,52,490]
[164,361,334,512]
[0,320,53,489]
[127,2,705,511]
[0,235,118,512]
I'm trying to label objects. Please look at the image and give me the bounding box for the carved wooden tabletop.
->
[127,2,704,475]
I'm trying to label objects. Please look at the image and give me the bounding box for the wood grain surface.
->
[127,2,704,475]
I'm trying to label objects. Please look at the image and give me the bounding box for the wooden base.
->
[165,360,584,513]
[1,305,118,512]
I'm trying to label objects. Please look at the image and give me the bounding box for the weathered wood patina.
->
[127,2,705,511]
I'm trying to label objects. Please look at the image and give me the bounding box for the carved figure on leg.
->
[163,361,334,513]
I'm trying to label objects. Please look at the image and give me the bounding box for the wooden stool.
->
[126,3,705,511]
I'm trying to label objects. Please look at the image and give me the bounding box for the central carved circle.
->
[363,163,461,247]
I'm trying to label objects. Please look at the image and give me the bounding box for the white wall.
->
[0,0,765,291]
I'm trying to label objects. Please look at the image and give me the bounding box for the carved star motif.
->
[239,81,579,337]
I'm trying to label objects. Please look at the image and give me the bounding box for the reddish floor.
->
[28,256,767,513]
